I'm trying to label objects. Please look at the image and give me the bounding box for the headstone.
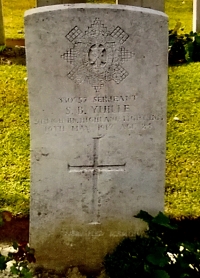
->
[37,0,86,7]
[0,0,5,45]
[193,0,200,32]
[117,0,165,12]
[25,4,168,272]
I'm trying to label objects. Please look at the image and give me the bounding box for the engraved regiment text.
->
[34,92,164,133]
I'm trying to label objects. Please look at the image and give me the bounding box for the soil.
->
[0,214,29,244]
[6,38,25,47]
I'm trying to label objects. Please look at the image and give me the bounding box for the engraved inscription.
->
[61,18,134,92]
[35,113,164,133]
[61,230,135,238]
[34,93,162,133]
[68,137,126,223]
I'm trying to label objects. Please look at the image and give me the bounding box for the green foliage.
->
[0,213,3,227]
[10,262,33,278]
[0,242,35,277]
[169,22,191,64]
[9,242,36,264]
[103,211,200,278]
[0,45,6,53]
[168,22,200,64]
[0,254,8,271]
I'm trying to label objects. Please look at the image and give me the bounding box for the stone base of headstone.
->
[117,0,165,12]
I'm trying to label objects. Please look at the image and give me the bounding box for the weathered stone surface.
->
[37,0,86,7]
[25,4,168,272]
[193,0,200,32]
[117,0,165,12]
[0,0,5,45]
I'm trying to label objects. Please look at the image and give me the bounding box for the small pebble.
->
[173,116,182,122]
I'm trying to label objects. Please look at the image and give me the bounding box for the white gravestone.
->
[117,0,165,12]
[37,0,86,7]
[25,4,168,272]
[0,0,5,45]
[193,0,200,32]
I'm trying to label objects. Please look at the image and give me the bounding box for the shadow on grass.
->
[0,44,26,66]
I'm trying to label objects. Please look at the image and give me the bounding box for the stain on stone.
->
[41,153,49,156]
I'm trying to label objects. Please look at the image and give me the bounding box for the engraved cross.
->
[68,137,126,224]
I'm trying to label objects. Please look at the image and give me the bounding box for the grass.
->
[2,0,35,39]
[166,63,200,218]
[166,0,193,32]
[1,0,200,218]
[0,65,30,215]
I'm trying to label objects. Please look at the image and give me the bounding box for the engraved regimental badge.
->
[61,18,134,92]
